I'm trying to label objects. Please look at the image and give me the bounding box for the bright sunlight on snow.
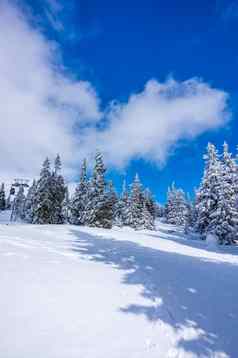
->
[0,215,238,358]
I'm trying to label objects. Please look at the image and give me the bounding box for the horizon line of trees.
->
[1,142,238,244]
[4,151,156,230]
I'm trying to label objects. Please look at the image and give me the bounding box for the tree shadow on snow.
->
[70,229,238,357]
[148,228,238,256]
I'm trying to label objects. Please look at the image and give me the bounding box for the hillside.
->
[0,219,238,357]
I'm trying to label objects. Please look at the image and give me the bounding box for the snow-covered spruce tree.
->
[222,143,238,197]
[141,201,155,230]
[32,158,52,224]
[121,180,130,226]
[165,183,188,226]
[0,183,6,210]
[85,151,113,228]
[107,180,118,225]
[127,174,154,230]
[83,177,94,225]
[175,189,188,226]
[208,143,238,244]
[184,199,196,234]
[127,174,144,229]
[50,155,66,224]
[24,179,37,223]
[70,159,89,225]
[11,186,26,221]
[195,143,221,235]
[62,186,70,223]
[33,156,66,224]
[114,180,129,227]
[143,188,156,219]
[155,203,165,218]
[165,184,177,225]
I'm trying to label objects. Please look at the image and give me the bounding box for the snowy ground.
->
[0,214,238,357]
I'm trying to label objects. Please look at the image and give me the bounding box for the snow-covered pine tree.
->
[127,175,155,230]
[24,179,37,223]
[83,177,94,225]
[195,143,221,235]
[208,143,238,244]
[165,183,177,225]
[32,158,52,224]
[54,154,61,174]
[0,183,6,210]
[62,186,70,223]
[176,189,188,226]
[107,180,118,225]
[165,183,188,226]
[127,174,144,230]
[121,180,130,226]
[86,151,113,228]
[33,156,66,224]
[155,203,165,218]
[70,159,89,225]
[114,180,129,226]
[165,185,173,224]
[141,201,155,230]
[143,188,156,219]
[50,155,66,224]
[11,186,26,221]
[184,199,196,234]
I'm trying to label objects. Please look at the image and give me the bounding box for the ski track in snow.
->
[0,217,238,358]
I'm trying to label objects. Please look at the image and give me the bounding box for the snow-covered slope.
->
[0,221,238,358]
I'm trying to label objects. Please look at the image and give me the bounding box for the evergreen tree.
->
[127,174,144,229]
[176,189,188,226]
[62,186,70,223]
[141,201,155,230]
[155,203,165,218]
[114,180,127,226]
[70,159,88,225]
[208,143,238,244]
[0,183,6,210]
[184,200,196,234]
[54,153,61,174]
[33,156,66,224]
[50,155,66,224]
[195,143,221,235]
[126,175,155,230]
[143,188,156,219]
[165,183,188,226]
[107,180,118,225]
[165,184,177,225]
[86,151,113,228]
[121,180,130,226]
[24,179,37,223]
[113,180,129,227]
[33,158,52,224]
[11,186,26,221]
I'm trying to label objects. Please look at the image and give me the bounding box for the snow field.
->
[0,222,238,357]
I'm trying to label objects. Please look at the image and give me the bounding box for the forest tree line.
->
[0,152,156,230]
[0,142,238,244]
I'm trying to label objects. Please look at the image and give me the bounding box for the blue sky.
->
[1,0,238,202]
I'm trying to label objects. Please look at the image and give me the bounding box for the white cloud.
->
[0,1,231,185]
[0,0,101,182]
[81,78,230,168]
